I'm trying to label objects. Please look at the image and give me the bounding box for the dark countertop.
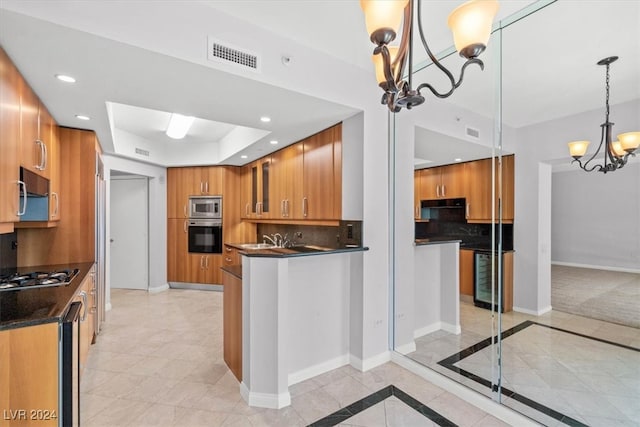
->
[415,238,462,246]
[221,265,242,280]
[0,262,94,331]
[241,246,368,258]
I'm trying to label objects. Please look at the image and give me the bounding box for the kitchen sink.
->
[238,243,276,250]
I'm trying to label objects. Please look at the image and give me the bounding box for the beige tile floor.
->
[81,289,507,427]
[407,303,640,427]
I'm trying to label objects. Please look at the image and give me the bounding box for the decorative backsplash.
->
[257,220,362,249]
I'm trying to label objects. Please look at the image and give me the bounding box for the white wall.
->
[551,162,640,271]
[102,155,167,308]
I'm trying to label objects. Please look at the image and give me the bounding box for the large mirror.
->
[392,1,640,426]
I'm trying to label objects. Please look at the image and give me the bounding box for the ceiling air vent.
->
[465,126,480,139]
[207,37,260,72]
[135,148,150,157]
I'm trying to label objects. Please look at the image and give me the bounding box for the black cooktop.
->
[0,269,79,292]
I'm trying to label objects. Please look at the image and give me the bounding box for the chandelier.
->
[567,56,639,173]
[360,0,499,113]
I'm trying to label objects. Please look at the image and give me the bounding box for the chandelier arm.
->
[416,58,484,98]
[580,123,607,171]
[377,45,400,93]
[415,0,457,90]
[392,2,412,86]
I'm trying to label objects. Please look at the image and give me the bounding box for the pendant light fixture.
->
[360,0,499,113]
[567,56,639,173]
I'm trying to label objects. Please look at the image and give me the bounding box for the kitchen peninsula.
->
[222,245,367,409]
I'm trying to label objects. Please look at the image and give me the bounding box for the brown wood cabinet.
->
[0,47,20,232]
[0,322,59,427]
[271,144,303,219]
[76,265,96,373]
[302,126,341,220]
[45,111,60,222]
[464,155,514,223]
[167,218,189,282]
[240,158,272,219]
[17,128,96,266]
[459,249,475,297]
[224,244,241,266]
[222,269,242,381]
[419,164,465,200]
[167,166,225,219]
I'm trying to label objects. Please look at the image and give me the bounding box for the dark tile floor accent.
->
[438,320,640,427]
[307,385,457,427]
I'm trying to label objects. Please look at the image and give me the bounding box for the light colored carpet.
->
[551,265,640,328]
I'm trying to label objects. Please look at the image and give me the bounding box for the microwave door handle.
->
[17,181,27,216]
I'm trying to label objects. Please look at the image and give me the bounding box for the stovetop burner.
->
[0,269,79,291]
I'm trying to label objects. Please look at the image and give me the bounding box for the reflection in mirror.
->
[393,1,640,426]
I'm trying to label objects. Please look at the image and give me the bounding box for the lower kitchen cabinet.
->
[459,249,475,298]
[224,244,241,266]
[0,322,59,427]
[188,254,222,285]
[222,268,242,381]
[76,265,96,373]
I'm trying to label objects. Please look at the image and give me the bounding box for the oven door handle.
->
[79,291,88,321]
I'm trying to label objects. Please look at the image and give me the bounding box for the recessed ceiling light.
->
[260,116,271,123]
[240,155,248,159]
[55,74,76,83]
[270,140,278,145]
[454,158,462,162]
[75,115,90,120]
[166,113,195,139]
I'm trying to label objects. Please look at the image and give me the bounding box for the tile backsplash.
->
[257,220,362,249]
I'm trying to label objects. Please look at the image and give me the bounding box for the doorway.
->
[110,174,149,290]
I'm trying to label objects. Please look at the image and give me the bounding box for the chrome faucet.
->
[263,233,289,248]
[263,234,278,246]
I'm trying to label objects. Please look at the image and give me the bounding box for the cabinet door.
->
[464,158,493,221]
[205,254,222,285]
[270,150,286,218]
[167,218,189,282]
[459,249,475,297]
[204,166,224,196]
[303,128,335,220]
[36,101,51,179]
[440,163,465,198]
[240,164,253,219]
[414,170,421,219]
[259,158,271,218]
[0,47,20,224]
[19,78,41,175]
[499,155,515,221]
[420,168,440,200]
[167,168,188,219]
[46,118,60,221]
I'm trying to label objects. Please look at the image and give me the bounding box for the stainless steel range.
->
[0,269,79,291]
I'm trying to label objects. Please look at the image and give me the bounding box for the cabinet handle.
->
[225,246,232,253]
[205,257,209,269]
[281,200,285,217]
[183,220,188,233]
[79,291,88,321]
[16,181,27,216]
[42,140,47,171]
[205,181,209,194]
[200,182,204,194]
[245,203,250,217]
[303,197,308,217]
[51,192,59,217]
[200,256,205,269]
[466,203,470,218]
[415,204,419,218]
[225,257,232,263]
[35,140,45,170]
[89,307,97,314]
[183,204,187,218]
[442,184,446,197]
[285,199,289,217]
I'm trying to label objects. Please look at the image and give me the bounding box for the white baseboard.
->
[169,282,223,291]
[513,305,552,316]
[288,354,349,386]
[552,261,640,274]
[350,350,391,372]
[391,353,539,427]
[240,381,291,409]
[441,322,462,335]
[414,322,442,339]
[148,283,169,294]
[394,341,416,355]
[105,302,112,312]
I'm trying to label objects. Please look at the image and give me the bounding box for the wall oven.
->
[188,219,222,254]
[189,196,222,219]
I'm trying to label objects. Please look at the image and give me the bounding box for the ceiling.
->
[0,1,638,168]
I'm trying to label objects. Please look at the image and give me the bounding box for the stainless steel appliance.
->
[189,196,222,219]
[188,219,222,254]
[420,198,466,221]
[18,167,50,221]
[0,269,79,291]
[61,301,82,427]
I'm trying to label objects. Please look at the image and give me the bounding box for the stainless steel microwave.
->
[189,196,222,219]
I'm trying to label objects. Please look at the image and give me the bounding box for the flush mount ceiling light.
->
[567,56,639,173]
[361,0,499,112]
[260,116,271,123]
[55,74,76,83]
[75,115,90,120]
[270,140,278,145]
[241,155,248,159]
[166,113,195,139]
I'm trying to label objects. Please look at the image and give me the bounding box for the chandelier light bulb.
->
[448,0,500,59]
[360,0,408,44]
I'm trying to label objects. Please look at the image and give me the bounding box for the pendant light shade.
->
[618,132,640,152]
[568,141,590,158]
[360,0,408,44]
[611,141,626,157]
[447,0,499,58]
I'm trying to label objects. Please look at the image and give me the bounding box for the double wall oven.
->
[188,196,222,254]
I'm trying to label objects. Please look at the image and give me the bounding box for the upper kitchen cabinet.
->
[240,158,271,219]
[464,155,514,223]
[167,168,188,219]
[271,144,303,219]
[167,166,225,219]
[302,124,342,220]
[19,81,50,179]
[44,111,61,221]
[414,170,421,220]
[0,46,20,231]
[420,163,465,200]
